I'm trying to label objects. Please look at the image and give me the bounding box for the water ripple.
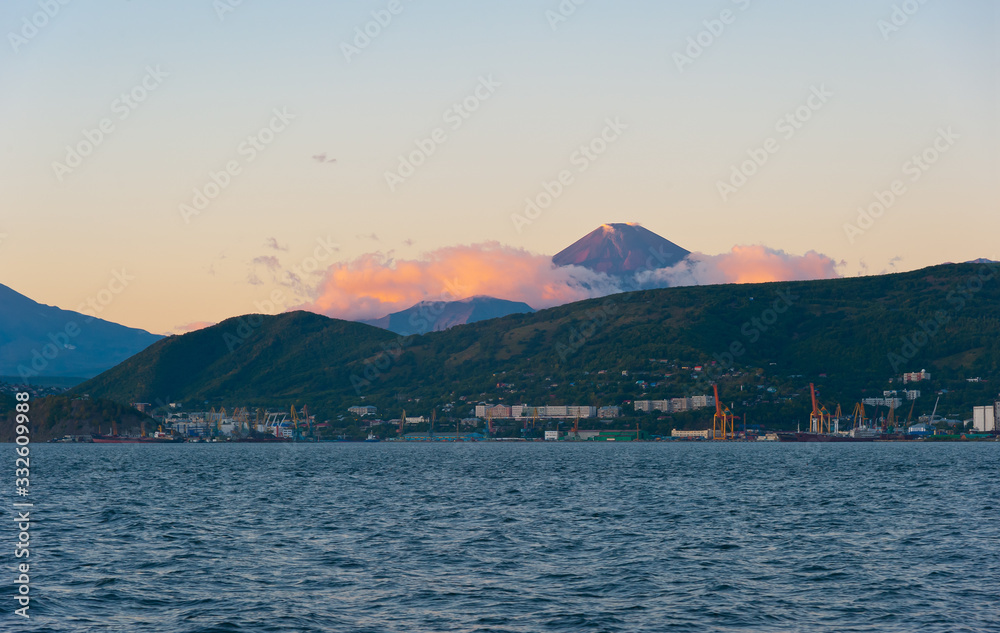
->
[13,442,1000,632]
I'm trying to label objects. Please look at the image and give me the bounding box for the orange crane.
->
[808,384,828,434]
[712,384,734,440]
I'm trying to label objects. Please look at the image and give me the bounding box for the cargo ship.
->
[92,422,184,443]
[231,435,292,443]
[91,432,185,444]
[777,432,875,442]
[777,384,879,442]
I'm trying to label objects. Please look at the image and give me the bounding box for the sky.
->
[1,0,997,334]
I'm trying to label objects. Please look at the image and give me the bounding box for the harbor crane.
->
[808,384,830,434]
[851,402,867,431]
[712,384,734,440]
[927,396,940,427]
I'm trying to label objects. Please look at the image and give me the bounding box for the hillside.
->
[72,263,1000,428]
[0,282,162,380]
[0,396,156,442]
[74,311,397,411]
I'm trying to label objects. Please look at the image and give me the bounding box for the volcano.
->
[552,223,690,276]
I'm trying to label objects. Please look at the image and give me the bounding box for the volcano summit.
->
[552,223,690,276]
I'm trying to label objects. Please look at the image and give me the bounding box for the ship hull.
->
[91,435,185,443]
[777,432,876,442]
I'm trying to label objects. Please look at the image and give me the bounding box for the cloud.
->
[264,237,289,252]
[637,245,842,287]
[252,255,282,270]
[301,242,619,321]
[356,233,379,241]
[312,153,337,163]
[248,255,294,288]
[298,242,841,322]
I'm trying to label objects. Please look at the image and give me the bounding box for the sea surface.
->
[10,442,1000,632]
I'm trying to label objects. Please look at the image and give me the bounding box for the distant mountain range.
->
[0,283,162,380]
[71,263,1000,426]
[363,296,534,336]
[361,223,691,334]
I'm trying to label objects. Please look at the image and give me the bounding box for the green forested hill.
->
[0,396,155,442]
[71,263,1000,428]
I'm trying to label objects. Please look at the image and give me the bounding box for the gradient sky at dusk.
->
[1,0,997,334]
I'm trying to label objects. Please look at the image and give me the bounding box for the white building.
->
[863,397,902,409]
[475,404,512,418]
[973,406,996,432]
[671,429,711,439]
[634,396,715,413]
[510,405,596,419]
[348,405,377,416]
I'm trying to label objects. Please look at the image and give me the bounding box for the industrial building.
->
[671,429,712,439]
[475,404,600,419]
[972,405,997,432]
